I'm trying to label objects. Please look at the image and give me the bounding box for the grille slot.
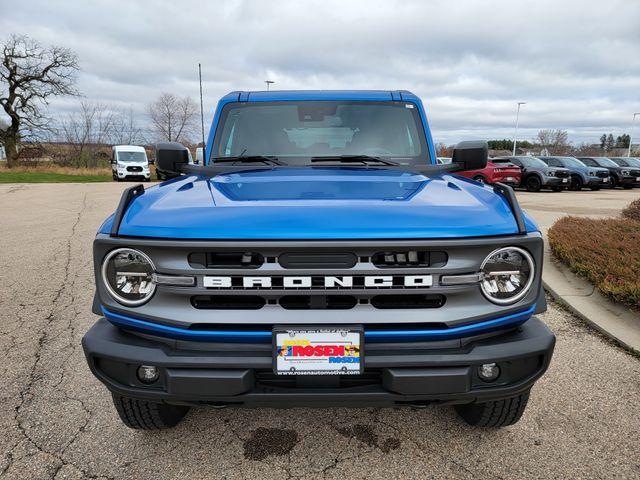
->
[278,252,357,269]
[370,294,445,309]
[189,252,264,269]
[191,295,265,310]
[371,250,447,268]
[555,170,570,178]
[280,295,358,310]
[596,171,609,178]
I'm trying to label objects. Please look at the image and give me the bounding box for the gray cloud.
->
[2,0,639,144]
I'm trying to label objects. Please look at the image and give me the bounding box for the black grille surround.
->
[596,171,609,178]
[93,233,545,329]
[126,166,143,172]
[554,170,570,178]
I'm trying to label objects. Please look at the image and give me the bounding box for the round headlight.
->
[102,248,156,306]
[480,247,534,305]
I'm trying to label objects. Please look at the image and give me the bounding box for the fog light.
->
[478,363,500,382]
[137,365,159,384]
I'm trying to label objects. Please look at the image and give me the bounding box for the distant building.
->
[0,145,6,161]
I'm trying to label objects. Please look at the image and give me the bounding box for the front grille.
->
[190,294,446,310]
[630,170,640,177]
[555,170,570,178]
[596,171,609,178]
[126,166,143,172]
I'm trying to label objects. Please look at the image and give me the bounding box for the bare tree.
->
[147,93,198,143]
[61,101,115,167]
[110,107,144,145]
[0,34,79,167]
[536,129,569,154]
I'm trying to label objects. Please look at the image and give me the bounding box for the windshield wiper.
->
[311,155,399,166]
[211,155,284,165]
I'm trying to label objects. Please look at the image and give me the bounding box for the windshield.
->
[624,157,640,167]
[593,157,617,167]
[508,157,548,168]
[117,151,147,163]
[212,101,430,165]
[558,157,587,168]
[610,158,629,167]
[516,157,547,168]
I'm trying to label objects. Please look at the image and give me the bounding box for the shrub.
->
[622,198,640,222]
[548,215,640,310]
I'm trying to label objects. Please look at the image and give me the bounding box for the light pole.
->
[265,80,275,91]
[628,112,640,157]
[512,102,526,156]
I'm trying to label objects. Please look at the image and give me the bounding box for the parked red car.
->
[457,159,521,186]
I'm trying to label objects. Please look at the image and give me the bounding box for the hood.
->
[106,167,537,239]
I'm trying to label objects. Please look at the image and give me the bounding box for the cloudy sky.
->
[2,0,639,144]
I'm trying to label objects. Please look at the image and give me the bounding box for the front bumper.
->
[541,176,568,187]
[585,176,607,186]
[82,316,555,408]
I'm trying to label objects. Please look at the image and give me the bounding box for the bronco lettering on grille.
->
[202,275,433,289]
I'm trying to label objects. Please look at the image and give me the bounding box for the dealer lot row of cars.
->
[439,155,640,192]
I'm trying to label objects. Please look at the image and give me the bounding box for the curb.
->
[542,244,640,354]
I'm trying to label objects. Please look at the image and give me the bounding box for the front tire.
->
[569,175,583,191]
[454,390,530,428]
[111,393,190,430]
[524,175,542,192]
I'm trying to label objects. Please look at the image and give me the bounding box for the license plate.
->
[562,178,568,183]
[603,178,609,182]
[274,327,363,375]
[505,177,515,182]
[636,177,640,182]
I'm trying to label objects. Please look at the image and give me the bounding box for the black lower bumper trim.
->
[82,317,555,407]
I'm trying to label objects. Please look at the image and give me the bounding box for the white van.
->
[111,145,150,182]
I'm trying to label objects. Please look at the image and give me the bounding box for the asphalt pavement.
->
[0,183,639,479]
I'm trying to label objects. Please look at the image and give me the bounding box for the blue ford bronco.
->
[82,90,555,430]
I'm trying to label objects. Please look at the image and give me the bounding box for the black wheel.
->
[454,390,530,428]
[524,175,542,192]
[156,172,164,181]
[569,175,583,191]
[111,393,190,430]
[473,175,486,184]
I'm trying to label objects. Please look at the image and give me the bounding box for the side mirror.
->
[452,141,488,171]
[155,142,189,177]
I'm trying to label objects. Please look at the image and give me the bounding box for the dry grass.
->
[622,198,640,222]
[548,213,640,310]
[0,164,112,176]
